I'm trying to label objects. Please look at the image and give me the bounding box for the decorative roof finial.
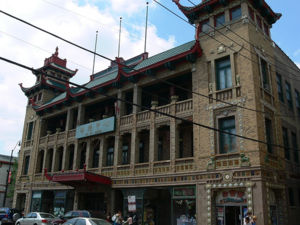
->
[55,46,59,56]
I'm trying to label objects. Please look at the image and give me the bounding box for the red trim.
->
[44,168,111,186]
[0,160,14,165]
[35,42,201,112]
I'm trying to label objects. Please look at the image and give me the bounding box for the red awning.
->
[44,168,112,186]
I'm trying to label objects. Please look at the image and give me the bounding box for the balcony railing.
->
[153,160,170,174]
[137,111,150,122]
[120,114,133,126]
[176,99,193,113]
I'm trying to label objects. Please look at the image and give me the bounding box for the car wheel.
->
[16,222,20,225]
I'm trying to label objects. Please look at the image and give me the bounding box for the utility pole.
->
[3,141,20,207]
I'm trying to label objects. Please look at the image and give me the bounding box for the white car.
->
[15,212,56,225]
[62,217,111,225]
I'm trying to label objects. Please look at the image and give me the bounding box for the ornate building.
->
[14,0,300,225]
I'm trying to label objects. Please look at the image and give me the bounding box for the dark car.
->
[52,211,91,225]
[0,208,22,225]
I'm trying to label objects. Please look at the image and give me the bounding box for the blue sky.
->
[0,0,299,156]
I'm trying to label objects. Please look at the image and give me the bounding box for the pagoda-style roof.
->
[19,75,67,96]
[27,40,201,114]
[34,47,78,77]
[173,0,281,25]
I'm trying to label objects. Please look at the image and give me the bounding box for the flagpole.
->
[118,17,122,57]
[144,2,149,53]
[92,30,98,75]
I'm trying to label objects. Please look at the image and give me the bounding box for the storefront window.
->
[172,186,196,225]
[31,191,42,212]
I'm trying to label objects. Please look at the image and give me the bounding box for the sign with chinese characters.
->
[216,190,246,205]
[75,116,115,139]
[128,195,136,212]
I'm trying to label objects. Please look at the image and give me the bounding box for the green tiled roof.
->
[46,79,66,90]
[40,92,67,107]
[76,68,119,93]
[134,40,196,70]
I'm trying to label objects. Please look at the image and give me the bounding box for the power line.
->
[1,55,300,155]
[174,0,300,78]
[0,9,298,120]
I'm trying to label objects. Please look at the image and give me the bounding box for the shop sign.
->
[75,116,115,139]
[173,187,195,197]
[216,190,246,204]
[128,195,136,212]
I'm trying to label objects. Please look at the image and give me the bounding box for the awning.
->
[44,168,112,186]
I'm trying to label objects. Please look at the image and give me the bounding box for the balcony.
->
[120,98,193,129]
[175,157,194,172]
[153,160,171,174]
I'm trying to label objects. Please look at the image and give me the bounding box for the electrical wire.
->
[1,55,300,155]
[1,9,298,120]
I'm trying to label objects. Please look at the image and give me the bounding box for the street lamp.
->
[2,140,21,207]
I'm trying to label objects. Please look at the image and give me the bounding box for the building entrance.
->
[143,189,171,225]
[78,192,106,218]
[215,189,247,225]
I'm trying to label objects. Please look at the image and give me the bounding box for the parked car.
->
[62,217,111,225]
[15,212,57,225]
[61,211,91,221]
[0,208,22,225]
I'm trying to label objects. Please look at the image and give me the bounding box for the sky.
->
[0,0,299,156]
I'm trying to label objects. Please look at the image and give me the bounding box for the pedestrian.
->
[252,215,257,225]
[123,213,133,225]
[112,210,123,225]
[106,213,112,222]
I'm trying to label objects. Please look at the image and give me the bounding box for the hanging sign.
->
[128,195,136,212]
[216,190,246,205]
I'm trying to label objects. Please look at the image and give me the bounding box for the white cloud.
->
[0,0,175,156]
[296,63,300,69]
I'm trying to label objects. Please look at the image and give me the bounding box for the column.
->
[130,128,138,175]
[65,108,72,131]
[133,84,142,113]
[149,101,158,174]
[197,183,208,225]
[51,146,57,172]
[85,140,91,169]
[170,95,178,172]
[73,190,79,210]
[253,181,268,225]
[98,137,105,172]
[72,142,79,170]
[76,104,85,126]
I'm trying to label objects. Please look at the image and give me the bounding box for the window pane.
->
[276,74,284,102]
[261,59,269,90]
[291,132,299,163]
[216,57,232,90]
[286,82,293,109]
[231,7,241,21]
[219,117,236,154]
[27,122,34,140]
[201,20,210,33]
[282,127,290,160]
[215,13,225,27]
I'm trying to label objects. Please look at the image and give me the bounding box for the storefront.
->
[30,190,74,215]
[215,189,247,225]
[120,186,196,225]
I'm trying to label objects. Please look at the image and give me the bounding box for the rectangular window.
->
[122,144,129,164]
[285,82,293,109]
[295,90,300,114]
[200,19,210,33]
[216,56,232,90]
[38,93,42,101]
[27,122,34,141]
[291,132,299,163]
[23,155,30,175]
[256,15,262,29]
[276,74,284,102]
[106,147,114,166]
[265,118,273,154]
[264,23,270,36]
[248,7,254,21]
[230,6,241,21]
[282,127,290,160]
[288,188,295,206]
[260,59,270,90]
[219,116,236,154]
[215,13,225,28]
[139,142,144,163]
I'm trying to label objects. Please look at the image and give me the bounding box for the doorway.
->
[217,206,246,225]
[143,189,171,225]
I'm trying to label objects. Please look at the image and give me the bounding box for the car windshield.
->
[80,212,90,217]
[39,213,55,218]
[90,219,111,225]
[0,208,8,213]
